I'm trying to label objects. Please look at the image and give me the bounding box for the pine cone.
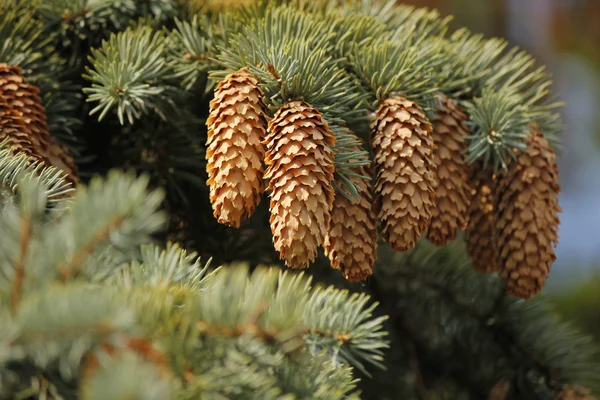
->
[324,143,377,281]
[265,101,335,269]
[557,385,596,400]
[465,164,499,273]
[495,129,561,299]
[0,63,79,184]
[371,96,437,252]
[206,68,267,227]
[427,94,471,246]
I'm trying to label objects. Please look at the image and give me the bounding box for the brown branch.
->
[10,214,32,315]
[183,53,208,61]
[16,321,114,348]
[61,8,91,21]
[266,63,283,88]
[58,215,125,281]
[195,303,288,344]
[195,320,283,344]
[83,336,173,381]
[307,328,353,344]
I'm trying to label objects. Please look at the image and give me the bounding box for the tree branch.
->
[58,215,125,281]
[10,213,32,315]
[389,261,561,393]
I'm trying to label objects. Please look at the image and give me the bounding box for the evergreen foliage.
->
[0,0,595,398]
[0,144,387,398]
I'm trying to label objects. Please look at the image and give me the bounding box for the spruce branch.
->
[0,141,74,209]
[0,0,52,73]
[304,286,389,375]
[331,131,371,202]
[462,88,529,170]
[36,0,137,65]
[447,29,509,95]
[113,108,206,203]
[211,6,369,125]
[58,215,126,281]
[349,36,441,104]
[83,24,174,124]
[326,13,388,60]
[80,351,173,400]
[373,242,600,396]
[386,5,451,44]
[117,242,213,290]
[0,166,388,398]
[4,171,165,292]
[168,16,222,91]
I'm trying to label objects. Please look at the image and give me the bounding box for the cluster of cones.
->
[206,68,561,298]
[0,63,78,186]
[206,68,376,281]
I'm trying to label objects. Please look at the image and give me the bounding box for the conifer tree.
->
[0,0,597,399]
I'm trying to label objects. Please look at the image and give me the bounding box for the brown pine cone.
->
[324,142,377,281]
[495,129,561,299]
[427,94,471,246]
[264,101,335,269]
[206,68,267,227]
[0,63,78,184]
[465,164,500,273]
[371,96,437,252]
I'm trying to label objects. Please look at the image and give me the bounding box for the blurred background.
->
[403,0,600,340]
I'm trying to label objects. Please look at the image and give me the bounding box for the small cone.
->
[495,129,561,299]
[557,385,596,400]
[427,94,471,246]
[465,164,499,273]
[206,68,267,227]
[265,101,335,269]
[0,63,78,184]
[371,96,437,252]
[324,143,377,281]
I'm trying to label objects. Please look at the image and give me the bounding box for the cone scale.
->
[495,129,561,299]
[206,68,268,227]
[371,96,437,252]
[264,101,335,269]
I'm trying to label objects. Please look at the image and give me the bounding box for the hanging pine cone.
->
[264,101,335,269]
[371,96,437,252]
[426,94,471,246]
[324,143,377,281]
[0,63,79,184]
[495,129,561,299]
[0,101,43,162]
[205,68,267,227]
[465,164,499,273]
